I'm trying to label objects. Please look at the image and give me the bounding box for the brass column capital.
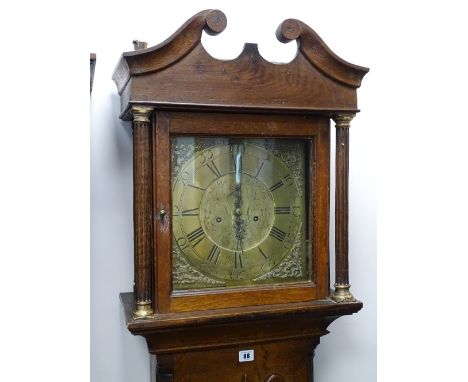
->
[132,105,154,123]
[332,113,355,129]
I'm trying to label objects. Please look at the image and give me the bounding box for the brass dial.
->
[172,138,307,287]
[199,173,275,252]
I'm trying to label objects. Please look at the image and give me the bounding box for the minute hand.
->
[234,144,244,188]
[233,144,245,241]
[233,144,245,207]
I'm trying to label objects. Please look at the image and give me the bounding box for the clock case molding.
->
[112,9,368,381]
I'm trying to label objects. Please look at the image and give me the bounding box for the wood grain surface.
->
[133,116,154,309]
[112,9,368,120]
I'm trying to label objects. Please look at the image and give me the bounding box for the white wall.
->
[90,1,376,381]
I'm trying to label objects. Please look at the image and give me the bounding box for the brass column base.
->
[331,284,356,303]
[133,300,154,319]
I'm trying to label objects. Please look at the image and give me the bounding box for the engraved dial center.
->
[200,173,274,252]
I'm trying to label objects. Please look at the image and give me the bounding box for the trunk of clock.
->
[151,340,316,382]
[121,293,362,381]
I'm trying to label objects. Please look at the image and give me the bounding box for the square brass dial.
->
[171,137,311,291]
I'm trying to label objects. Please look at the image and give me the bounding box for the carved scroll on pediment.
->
[276,18,368,88]
[113,9,227,93]
[112,10,369,118]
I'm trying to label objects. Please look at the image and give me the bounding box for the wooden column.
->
[331,113,356,303]
[132,105,155,318]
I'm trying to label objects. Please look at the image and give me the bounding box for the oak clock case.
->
[112,8,368,382]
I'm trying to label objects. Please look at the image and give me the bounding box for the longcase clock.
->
[112,9,368,381]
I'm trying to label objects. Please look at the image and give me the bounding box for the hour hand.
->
[236,238,244,253]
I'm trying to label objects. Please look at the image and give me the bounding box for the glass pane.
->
[171,137,311,291]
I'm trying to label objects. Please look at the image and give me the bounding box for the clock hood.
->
[112,9,369,120]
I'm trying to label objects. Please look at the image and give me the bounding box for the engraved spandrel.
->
[172,137,229,182]
[173,240,225,288]
[253,229,304,281]
[248,140,305,198]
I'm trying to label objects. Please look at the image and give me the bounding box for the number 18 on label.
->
[239,349,254,362]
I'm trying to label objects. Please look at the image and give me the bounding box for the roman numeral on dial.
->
[181,207,200,216]
[206,161,222,178]
[269,226,286,242]
[269,175,292,192]
[186,227,205,247]
[187,184,206,191]
[269,180,284,192]
[258,247,268,259]
[274,207,291,214]
[255,161,265,177]
[234,251,243,269]
[207,245,221,264]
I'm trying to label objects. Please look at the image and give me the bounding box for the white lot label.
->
[239,349,254,362]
